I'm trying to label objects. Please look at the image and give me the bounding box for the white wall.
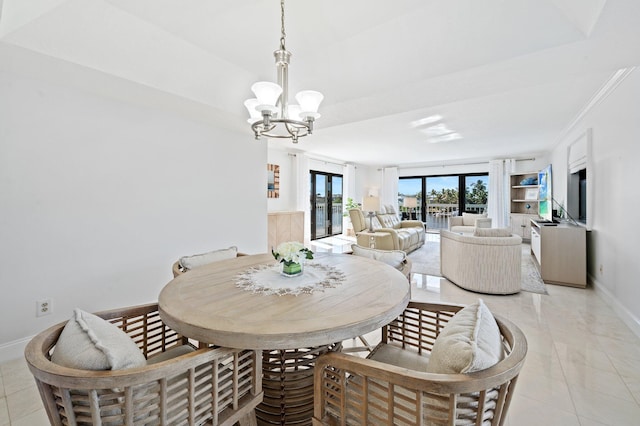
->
[550,69,640,332]
[399,157,549,178]
[0,69,266,361]
[267,148,297,212]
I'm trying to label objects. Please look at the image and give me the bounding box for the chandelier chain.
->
[280,0,286,50]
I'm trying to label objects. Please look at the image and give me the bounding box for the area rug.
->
[407,239,548,295]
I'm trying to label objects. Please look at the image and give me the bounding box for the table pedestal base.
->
[256,343,342,425]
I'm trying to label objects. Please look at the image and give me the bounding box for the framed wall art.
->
[525,188,539,200]
[267,163,280,198]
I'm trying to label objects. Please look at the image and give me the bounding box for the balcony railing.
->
[403,203,486,231]
[314,202,343,238]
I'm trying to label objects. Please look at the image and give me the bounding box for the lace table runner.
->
[235,262,346,296]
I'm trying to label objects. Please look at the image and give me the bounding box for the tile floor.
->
[2,234,639,425]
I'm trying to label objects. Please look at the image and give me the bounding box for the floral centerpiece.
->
[272,241,314,277]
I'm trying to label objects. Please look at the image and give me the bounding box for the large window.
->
[399,174,489,231]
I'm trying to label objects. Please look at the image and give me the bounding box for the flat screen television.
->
[538,165,553,222]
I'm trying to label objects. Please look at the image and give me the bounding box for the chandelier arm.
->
[284,121,301,137]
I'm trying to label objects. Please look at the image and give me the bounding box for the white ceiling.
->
[1,0,639,167]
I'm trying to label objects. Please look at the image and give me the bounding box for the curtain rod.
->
[398,157,536,169]
[288,153,351,168]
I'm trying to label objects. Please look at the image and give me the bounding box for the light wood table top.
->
[158,253,410,350]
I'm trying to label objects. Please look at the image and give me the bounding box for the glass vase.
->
[280,260,303,277]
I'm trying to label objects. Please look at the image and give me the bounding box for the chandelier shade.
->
[251,82,282,109]
[295,90,323,117]
[245,0,323,143]
[244,99,262,123]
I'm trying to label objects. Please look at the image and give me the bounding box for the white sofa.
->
[349,208,425,253]
[440,228,522,294]
[449,213,492,233]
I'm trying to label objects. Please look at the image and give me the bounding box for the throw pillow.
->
[51,309,147,370]
[425,299,504,374]
[351,244,406,271]
[462,213,487,226]
[474,228,512,237]
[179,246,238,270]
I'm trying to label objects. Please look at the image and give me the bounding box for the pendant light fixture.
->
[244,0,323,143]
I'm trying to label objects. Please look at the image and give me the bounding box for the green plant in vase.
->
[343,197,360,216]
[272,241,314,277]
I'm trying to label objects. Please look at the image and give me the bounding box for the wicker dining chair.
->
[313,301,527,426]
[172,247,247,277]
[25,303,263,426]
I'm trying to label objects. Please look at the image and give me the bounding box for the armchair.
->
[350,244,412,281]
[313,301,527,425]
[449,212,492,233]
[25,303,263,426]
[441,228,522,294]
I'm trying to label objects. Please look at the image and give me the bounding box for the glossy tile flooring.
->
[315,234,640,426]
[2,234,639,425]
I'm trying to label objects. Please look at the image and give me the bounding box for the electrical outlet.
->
[37,299,52,317]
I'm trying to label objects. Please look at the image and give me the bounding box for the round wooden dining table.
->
[158,252,410,425]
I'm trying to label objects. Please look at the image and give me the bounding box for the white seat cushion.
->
[370,344,430,371]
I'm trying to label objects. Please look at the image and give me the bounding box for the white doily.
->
[235,262,346,296]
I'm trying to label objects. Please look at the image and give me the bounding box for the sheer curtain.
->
[381,167,399,214]
[487,159,514,228]
[344,164,357,207]
[294,153,311,244]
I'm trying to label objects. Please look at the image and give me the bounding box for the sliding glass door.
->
[399,173,489,231]
[464,176,489,214]
[310,171,343,240]
[426,176,459,230]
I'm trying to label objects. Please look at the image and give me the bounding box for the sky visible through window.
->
[314,177,342,196]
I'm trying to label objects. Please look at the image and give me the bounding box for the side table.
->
[357,231,392,249]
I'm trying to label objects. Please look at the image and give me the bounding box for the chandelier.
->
[244,0,323,143]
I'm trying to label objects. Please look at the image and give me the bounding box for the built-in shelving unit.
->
[509,172,539,240]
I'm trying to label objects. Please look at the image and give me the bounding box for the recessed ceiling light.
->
[428,133,463,143]
[410,115,443,128]
[420,123,452,136]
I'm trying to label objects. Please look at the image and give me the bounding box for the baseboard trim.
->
[589,273,640,339]
[0,336,32,364]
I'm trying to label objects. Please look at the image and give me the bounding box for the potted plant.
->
[343,198,360,236]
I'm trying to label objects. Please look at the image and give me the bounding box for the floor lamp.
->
[362,196,380,232]
[403,196,417,220]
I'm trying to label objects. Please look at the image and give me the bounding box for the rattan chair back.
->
[172,252,247,277]
[25,303,262,426]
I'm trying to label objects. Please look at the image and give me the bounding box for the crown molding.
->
[554,67,636,145]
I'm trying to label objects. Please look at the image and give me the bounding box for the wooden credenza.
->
[530,219,586,288]
[267,211,304,251]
